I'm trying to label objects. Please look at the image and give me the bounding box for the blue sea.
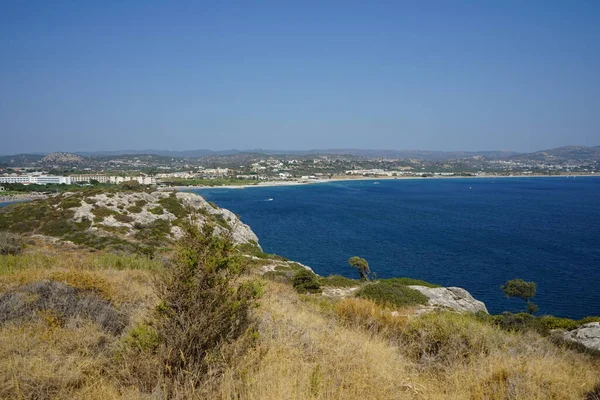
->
[193,177,600,319]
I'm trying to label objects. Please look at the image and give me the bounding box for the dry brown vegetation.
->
[1,234,599,399]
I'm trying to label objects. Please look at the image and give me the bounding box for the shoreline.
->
[0,193,48,203]
[167,173,599,190]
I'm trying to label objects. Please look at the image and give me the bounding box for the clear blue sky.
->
[1,1,598,154]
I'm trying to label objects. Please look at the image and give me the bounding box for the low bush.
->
[114,213,134,223]
[356,280,429,308]
[60,197,82,209]
[293,269,322,294]
[236,242,288,261]
[213,213,230,229]
[148,206,164,215]
[399,311,502,367]
[154,221,260,391]
[0,231,23,255]
[484,312,600,336]
[319,275,359,287]
[127,205,143,214]
[133,219,172,246]
[382,277,441,288]
[0,280,127,334]
[92,206,117,219]
[158,193,188,218]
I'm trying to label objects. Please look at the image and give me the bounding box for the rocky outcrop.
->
[176,192,258,245]
[407,285,488,314]
[560,322,600,352]
[68,190,259,246]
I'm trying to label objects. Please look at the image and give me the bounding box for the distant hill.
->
[2,145,599,165]
[76,149,240,157]
[0,153,45,167]
[509,146,600,163]
[39,152,86,165]
[76,148,521,160]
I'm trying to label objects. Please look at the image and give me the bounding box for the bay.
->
[194,177,600,319]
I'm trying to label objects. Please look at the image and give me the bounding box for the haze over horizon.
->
[1,1,599,154]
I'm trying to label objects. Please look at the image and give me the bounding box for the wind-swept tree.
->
[501,278,538,314]
[348,256,371,280]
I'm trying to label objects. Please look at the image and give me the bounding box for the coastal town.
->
[1,146,598,201]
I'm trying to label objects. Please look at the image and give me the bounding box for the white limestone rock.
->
[407,285,488,314]
[67,191,260,246]
[561,322,600,352]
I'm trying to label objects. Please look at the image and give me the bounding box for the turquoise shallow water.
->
[194,177,600,319]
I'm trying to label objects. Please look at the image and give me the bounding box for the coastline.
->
[166,173,599,190]
[0,193,48,203]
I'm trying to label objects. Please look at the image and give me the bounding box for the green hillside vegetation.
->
[0,190,238,257]
[0,190,599,399]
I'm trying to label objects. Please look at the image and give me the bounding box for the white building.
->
[70,174,111,184]
[0,175,71,185]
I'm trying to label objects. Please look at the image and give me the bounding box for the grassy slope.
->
[0,238,599,399]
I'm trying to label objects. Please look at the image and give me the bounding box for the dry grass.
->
[0,239,599,399]
[212,281,600,400]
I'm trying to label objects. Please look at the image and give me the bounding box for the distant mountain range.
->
[0,145,598,166]
[510,146,600,163]
[73,148,520,160]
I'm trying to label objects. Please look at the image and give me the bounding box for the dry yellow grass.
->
[0,240,599,399]
[213,282,600,400]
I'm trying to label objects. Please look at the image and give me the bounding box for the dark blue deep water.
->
[194,177,600,319]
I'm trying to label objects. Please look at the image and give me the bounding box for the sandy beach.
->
[164,173,598,190]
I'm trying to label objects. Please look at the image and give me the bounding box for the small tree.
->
[501,278,538,314]
[348,256,371,280]
[154,218,261,389]
[292,269,321,294]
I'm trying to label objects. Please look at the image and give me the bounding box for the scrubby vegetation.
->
[0,231,23,255]
[0,190,599,399]
[481,311,600,336]
[152,221,261,393]
[319,274,359,287]
[158,192,188,218]
[292,269,322,293]
[356,279,430,308]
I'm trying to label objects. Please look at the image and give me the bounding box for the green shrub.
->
[134,219,172,246]
[154,221,259,389]
[236,242,288,261]
[127,205,143,214]
[135,200,148,207]
[158,193,188,218]
[293,269,322,294]
[0,231,23,255]
[92,206,117,218]
[356,281,428,308]
[114,213,134,223]
[319,275,359,287]
[382,277,441,288]
[213,213,230,229]
[148,206,164,215]
[60,197,82,209]
[487,312,600,336]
